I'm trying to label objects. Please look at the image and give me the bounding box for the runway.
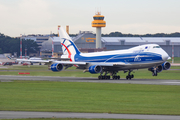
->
[0,75,180,85]
[0,111,180,120]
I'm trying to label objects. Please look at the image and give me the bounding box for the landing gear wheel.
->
[113,75,120,80]
[131,74,134,78]
[106,76,110,79]
[126,75,132,80]
[126,70,134,80]
[98,75,111,80]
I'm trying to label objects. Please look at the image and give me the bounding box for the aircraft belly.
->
[104,61,164,71]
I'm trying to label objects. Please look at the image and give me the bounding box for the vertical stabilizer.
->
[58,26,80,56]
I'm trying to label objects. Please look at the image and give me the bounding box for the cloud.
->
[0,0,52,36]
[17,0,52,25]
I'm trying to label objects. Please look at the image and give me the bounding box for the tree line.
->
[102,32,180,37]
[0,33,39,56]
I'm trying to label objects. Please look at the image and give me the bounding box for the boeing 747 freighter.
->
[18,26,171,80]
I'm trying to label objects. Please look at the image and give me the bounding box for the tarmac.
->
[0,75,180,85]
[1,111,180,120]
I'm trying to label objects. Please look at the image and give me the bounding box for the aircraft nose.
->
[162,51,169,61]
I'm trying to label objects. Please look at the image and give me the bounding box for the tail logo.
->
[61,38,80,55]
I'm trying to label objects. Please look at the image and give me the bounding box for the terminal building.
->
[21,34,49,48]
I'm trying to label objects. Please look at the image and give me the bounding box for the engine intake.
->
[162,61,171,70]
[89,65,102,74]
[51,63,63,72]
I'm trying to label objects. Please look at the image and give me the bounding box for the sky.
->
[0,0,180,37]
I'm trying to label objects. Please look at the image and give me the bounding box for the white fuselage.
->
[73,44,169,70]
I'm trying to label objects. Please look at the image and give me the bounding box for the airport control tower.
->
[92,12,106,48]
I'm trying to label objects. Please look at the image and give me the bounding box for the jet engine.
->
[51,63,63,72]
[89,65,102,74]
[157,65,163,73]
[162,61,171,70]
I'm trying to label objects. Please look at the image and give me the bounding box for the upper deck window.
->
[153,46,161,48]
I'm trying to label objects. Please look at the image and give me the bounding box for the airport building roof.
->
[102,37,180,43]
[50,36,180,45]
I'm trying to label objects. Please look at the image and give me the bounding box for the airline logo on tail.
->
[61,38,80,55]
[58,26,81,62]
[59,27,80,53]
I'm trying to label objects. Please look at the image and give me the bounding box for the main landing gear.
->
[98,71,120,80]
[97,70,134,80]
[126,70,134,80]
[111,71,120,79]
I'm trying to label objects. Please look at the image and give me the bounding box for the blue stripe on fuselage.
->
[74,52,162,63]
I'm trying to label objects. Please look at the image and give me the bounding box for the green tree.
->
[22,39,40,55]
[0,33,39,56]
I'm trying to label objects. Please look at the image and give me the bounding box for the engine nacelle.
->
[51,63,63,72]
[157,65,163,73]
[162,61,171,70]
[89,65,102,74]
[148,65,163,73]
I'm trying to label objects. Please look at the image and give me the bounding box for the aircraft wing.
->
[16,59,129,67]
[87,62,128,67]
[54,61,87,65]
[16,59,50,63]
[16,59,87,65]
[54,61,128,66]
[112,62,130,66]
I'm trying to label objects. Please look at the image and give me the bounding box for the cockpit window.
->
[153,46,161,48]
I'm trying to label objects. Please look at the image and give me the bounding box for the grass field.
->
[0,81,180,115]
[0,65,180,80]
[0,62,180,117]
